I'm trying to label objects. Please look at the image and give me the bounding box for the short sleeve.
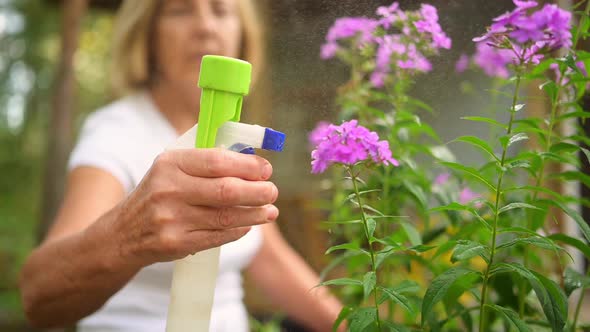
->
[67,109,136,193]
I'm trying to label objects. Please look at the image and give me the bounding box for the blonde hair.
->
[111,0,264,97]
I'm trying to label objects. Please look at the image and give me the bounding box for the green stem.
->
[566,5,590,327]
[572,270,590,331]
[349,166,382,331]
[573,0,590,49]
[479,74,523,332]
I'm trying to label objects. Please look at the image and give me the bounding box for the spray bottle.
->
[165,56,285,332]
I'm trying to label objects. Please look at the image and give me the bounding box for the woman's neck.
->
[149,80,200,135]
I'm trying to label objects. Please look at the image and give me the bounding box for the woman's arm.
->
[20,149,279,328]
[245,223,343,332]
[19,167,138,328]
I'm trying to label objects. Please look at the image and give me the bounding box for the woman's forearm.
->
[19,205,140,328]
[246,224,342,331]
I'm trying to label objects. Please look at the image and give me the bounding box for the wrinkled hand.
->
[113,148,278,266]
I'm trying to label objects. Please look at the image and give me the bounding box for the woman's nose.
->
[191,8,216,36]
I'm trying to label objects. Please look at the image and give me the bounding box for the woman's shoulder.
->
[83,92,153,132]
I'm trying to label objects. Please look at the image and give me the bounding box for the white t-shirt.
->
[69,92,262,332]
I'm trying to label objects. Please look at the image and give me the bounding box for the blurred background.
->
[2,0,577,330]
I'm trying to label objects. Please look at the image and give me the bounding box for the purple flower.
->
[455,54,469,73]
[310,120,399,174]
[514,0,538,9]
[370,71,386,88]
[320,2,451,85]
[396,44,432,72]
[414,4,452,50]
[376,2,400,29]
[320,42,339,59]
[435,173,451,185]
[550,61,588,87]
[325,17,379,44]
[309,121,331,146]
[473,0,571,66]
[459,187,482,206]
[473,43,514,78]
[420,4,439,22]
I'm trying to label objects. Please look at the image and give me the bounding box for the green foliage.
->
[316,2,590,331]
[0,0,114,322]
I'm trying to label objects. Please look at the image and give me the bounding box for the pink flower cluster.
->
[310,120,399,174]
[320,2,451,88]
[472,0,571,69]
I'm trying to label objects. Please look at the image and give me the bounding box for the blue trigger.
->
[228,143,255,155]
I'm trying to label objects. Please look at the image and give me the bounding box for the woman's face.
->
[153,0,242,87]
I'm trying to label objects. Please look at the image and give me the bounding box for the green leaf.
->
[367,218,376,242]
[408,244,437,253]
[439,161,496,192]
[319,278,362,287]
[564,267,590,297]
[541,152,579,165]
[486,304,532,332]
[505,159,532,171]
[433,240,458,259]
[319,251,360,282]
[421,267,480,326]
[558,110,590,122]
[323,219,362,225]
[550,142,580,154]
[363,271,376,300]
[551,171,590,188]
[375,246,398,269]
[453,136,499,161]
[325,242,366,255]
[431,202,492,230]
[345,189,382,203]
[581,147,590,165]
[393,280,420,294]
[549,200,590,243]
[540,80,558,102]
[348,307,377,332]
[508,133,529,148]
[461,116,507,129]
[503,185,566,202]
[548,233,590,261]
[332,307,353,332]
[402,180,428,210]
[383,322,411,332]
[498,202,543,215]
[512,103,525,112]
[357,203,385,217]
[498,226,544,237]
[400,221,421,246]
[491,263,567,332]
[532,271,568,332]
[496,236,562,252]
[378,286,414,314]
[451,240,490,264]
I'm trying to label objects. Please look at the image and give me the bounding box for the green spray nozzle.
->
[196,55,252,148]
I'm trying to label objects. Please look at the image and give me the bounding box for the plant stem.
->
[349,166,382,331]
[573,0,590,49]
[519,74,565,317]
[572,270,590,331]
[479,74,523,331]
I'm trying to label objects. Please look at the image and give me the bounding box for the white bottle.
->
[165,121,284,332]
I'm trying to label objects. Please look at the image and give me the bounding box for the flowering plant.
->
[312,1,590,331]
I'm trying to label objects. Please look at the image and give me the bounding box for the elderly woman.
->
[19,0,342,331]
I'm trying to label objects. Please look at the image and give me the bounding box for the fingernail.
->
[266,205,279,221]
[270,184,278,203]
[262,163,272,179]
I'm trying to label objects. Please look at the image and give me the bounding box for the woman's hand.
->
[19,148,278,328]
[113,148,279,266]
